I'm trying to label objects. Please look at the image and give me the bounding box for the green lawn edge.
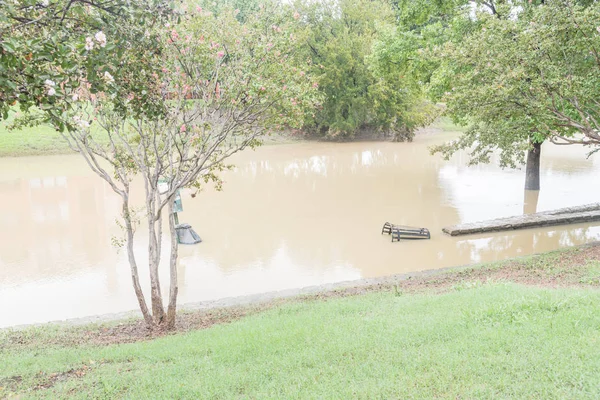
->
[2,245,600,399]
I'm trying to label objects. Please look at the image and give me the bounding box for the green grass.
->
[0,114,74,157]
[430,116,469,133]
[0,106,119,157]
[2,283,600,399]
[0,117,295,158]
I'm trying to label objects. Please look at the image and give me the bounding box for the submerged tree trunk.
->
[524,141,542,191]
[166,198,179,329]
[523,190,540,215]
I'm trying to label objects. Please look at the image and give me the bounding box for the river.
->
[1,129,599,327]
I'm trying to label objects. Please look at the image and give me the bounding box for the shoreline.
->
[2,261,467,331]
[5,241,600,332]
[0,120,460,158]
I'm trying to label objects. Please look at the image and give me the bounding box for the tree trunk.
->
[524,141,542,191]
[144,177,165,325]
[148,217,165,325]
[122,199,153,326]
[165,198,179,329]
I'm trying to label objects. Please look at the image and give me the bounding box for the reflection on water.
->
[1,131,599,327]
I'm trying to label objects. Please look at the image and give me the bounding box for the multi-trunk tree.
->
[2,1,318,329]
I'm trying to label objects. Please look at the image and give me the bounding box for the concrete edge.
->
[5,241,600,331]
[443,203,600,236]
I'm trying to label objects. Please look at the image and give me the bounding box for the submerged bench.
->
[381,222,431,242]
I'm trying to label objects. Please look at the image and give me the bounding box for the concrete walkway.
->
[443,203,600,236]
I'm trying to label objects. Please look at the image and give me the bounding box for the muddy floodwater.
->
[1,130,600,327]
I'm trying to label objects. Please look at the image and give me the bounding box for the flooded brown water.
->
[1,129,600,327]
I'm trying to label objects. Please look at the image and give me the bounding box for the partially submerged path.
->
[443,203,600,236]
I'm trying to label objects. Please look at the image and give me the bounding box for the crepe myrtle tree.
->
[63,5,319,329]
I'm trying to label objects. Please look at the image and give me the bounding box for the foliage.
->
[190,0,263,22]
[0,0,173,129]
[63,3,318,328]
[293,0,434,140]
[427,0,600,166]
[2,284,600,398]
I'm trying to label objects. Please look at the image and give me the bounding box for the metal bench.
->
[381,222,431,242]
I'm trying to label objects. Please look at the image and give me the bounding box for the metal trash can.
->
[175,223,202,245]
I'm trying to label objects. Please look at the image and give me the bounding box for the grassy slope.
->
[0,115,73,157]
[2,281,600,399]
[429,116,468,133]
[0,114,298,158]
[0,115,465,157]
[0,108,120,157]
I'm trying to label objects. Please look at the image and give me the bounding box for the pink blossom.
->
[312,82,318,88]
[293,11,300,20]
[196,6,202,12]
[95,31,107,47]
[260,86,266,91]
[180,124,187,132]
[217,51,225,58]
[282,85,287,91]
[234,8,240,15]
[85,37,94,51]
[299,71,305,77]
